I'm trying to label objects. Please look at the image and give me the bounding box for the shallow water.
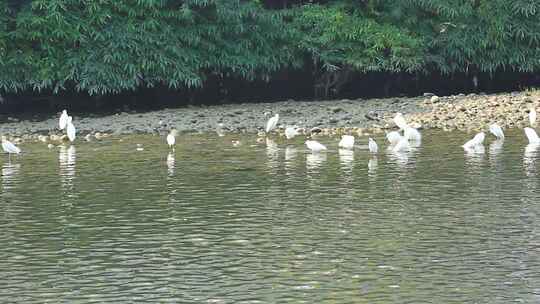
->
[1,131,540,303]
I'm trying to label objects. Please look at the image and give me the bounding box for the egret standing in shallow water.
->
[529,108,537,126]
[386,131,402,145]
[524,127,540,144]
[59,110,69,130]
[1,136,21,161]
[305,140,327,153]
[167,129,178,151]
[66,116,76,142]
[368,138,378,153]
[404,127,422,142]
[394,112,421,143]
[463,132,485,150]
[265,113,279,134]
[393,112,409,130]
[392,138,410,152]
[285,126,299,139]
[338,135,355,150]
[489,123,505,140]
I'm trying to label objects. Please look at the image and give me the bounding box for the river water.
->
[1,131,540,303]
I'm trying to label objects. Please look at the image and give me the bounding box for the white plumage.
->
[66,116,76,142]
[285,126,299,139]
[393,112,409,130]
[489,123,505,140]
[404,127,422,141]
[167,130,177,149]
[368,137,378,153]
[305,140,327,153]
[265,114,279,133]
[338,135,355,150]
[59,110,69,130]
[386,131,402,145]
[1,136,21,155]
[463,132,485,149]
[529,108,537,126]
[524,127,540,144]
[392,138,410,152]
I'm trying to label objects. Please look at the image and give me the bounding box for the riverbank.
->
[0,90,538,141]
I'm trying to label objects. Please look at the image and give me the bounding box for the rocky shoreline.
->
[0,90,538,142]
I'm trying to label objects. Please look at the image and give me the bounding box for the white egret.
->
[489,123,504,140]
[386,131,402,145]
[392,138,410,152]
[305,140,327,153]
[285,126,299,139]
[403,127,422,142]
[368,138,378,153]
[216,123,226,137]
[338,135,355,150]
[167,129,177,151]
[524,127,540,144]
[59,109,69,130]
[1,136,21,161]
[265,113,279,133]
[463,132,485,149]
[393,112,409,130]
[66,116,76,142]
[530,108,537,126]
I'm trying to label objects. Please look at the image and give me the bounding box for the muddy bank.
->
[0,91,537,139]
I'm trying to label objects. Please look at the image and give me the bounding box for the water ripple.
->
[1,131,539,303]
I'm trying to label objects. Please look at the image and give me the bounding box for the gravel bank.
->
[0,97,428,137]
[0,91,537,140]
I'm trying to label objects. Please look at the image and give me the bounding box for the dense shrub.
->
[1,0,540,99]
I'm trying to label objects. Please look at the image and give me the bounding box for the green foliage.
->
[0,0,299,94]
[1,0,540,97]
[385,0,540,73]
[291,3,425,73]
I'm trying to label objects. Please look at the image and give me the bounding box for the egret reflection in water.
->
[265,138,279,169]
[524,143,540,176]
[285,146,297,162]
[368,156,378,175]
[1,162,21,192]
[1,131,540,303]
[387,148,413,169]
[489,139,504,155]
[59,145,76,192]
[338,148,354,171]
[306,152,327,170]
[167,152,175,175]
[465,144,485,170]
